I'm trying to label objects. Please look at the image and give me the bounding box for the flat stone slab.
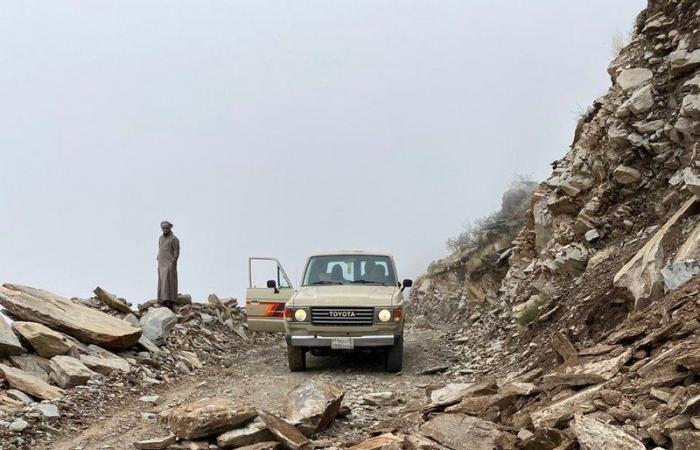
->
[258,410,311,450]
[217,420,273,448]
[530,385,603,428]
[542,349,632,388]
[420,413,502,450]
[12,321,73,358]
[573,415,645,450]
[79,354,130,375]
[168,397,257,439]
[93,286,133,315]
[0,363,64,400]
[133,434,177,449]
[0,284,141,350]
[0,315,23,356]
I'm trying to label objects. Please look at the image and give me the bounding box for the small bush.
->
[516,303,541,326]
[445,175,537,253]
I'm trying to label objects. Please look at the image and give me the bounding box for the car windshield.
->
[302,255,397,286]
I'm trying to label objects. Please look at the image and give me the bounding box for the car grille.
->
[310,307,374,326]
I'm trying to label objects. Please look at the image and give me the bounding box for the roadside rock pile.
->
[405,279,700,449]
[0,283,265,449]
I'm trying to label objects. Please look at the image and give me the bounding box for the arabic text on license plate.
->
[331,337,354,350]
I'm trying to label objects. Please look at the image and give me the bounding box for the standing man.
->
[157,221,180,309]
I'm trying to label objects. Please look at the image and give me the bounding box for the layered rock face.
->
[406,1,700,447]
[502,0,700,320]
[414,0,700,329]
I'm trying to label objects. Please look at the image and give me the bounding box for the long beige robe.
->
[157,233,180,302]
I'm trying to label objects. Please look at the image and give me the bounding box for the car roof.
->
[309,251,394,258]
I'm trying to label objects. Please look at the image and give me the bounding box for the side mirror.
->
[267,280,279,294]
[401,279,413,291]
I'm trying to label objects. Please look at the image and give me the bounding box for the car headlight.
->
[294,309,308,322]
[377,309,392,322]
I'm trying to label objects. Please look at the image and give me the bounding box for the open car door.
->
[246,257,294,332]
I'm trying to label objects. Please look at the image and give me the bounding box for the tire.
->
[287,344,306,372]
[385,335,403,373]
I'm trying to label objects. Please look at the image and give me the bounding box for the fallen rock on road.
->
[284,380,344,437]
[168,397,257,439]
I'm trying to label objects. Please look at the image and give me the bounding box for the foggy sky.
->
[0,1,645,303]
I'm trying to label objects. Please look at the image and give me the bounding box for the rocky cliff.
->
[408,0,700,447]
[413,0,700,343]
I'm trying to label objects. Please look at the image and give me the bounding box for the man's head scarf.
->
[160,221,173,228]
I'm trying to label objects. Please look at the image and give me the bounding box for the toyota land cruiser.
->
[246,252,412,372]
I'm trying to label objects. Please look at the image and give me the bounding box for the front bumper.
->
[286,334,399,347]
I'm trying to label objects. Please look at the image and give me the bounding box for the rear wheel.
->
[385,335,403,373]
[287,344,306,372]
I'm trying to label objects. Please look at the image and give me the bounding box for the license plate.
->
[331,337,354,350]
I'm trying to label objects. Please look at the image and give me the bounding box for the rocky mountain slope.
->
[407,0,700,448]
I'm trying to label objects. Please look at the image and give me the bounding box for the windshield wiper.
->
[351,280,383,285]
[309,280,343,285]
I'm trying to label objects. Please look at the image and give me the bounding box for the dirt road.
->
[47,326,455,450]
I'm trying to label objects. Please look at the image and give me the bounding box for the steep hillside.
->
[413,0,700,350]
[409,0,700,447]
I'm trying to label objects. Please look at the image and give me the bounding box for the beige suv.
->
[246,252,412,372]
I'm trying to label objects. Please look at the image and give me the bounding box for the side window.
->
[278,266,291,288]
[249,258,292,289]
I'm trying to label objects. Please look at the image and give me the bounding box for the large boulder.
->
[420,414,503,450]
[0,315,23,356]
[284,380,344,436]
[258,410,311,450]
[12,321,73,358]
[425,381,498,411]
[49,355,97,388]
[140,307,177,345]
[572,415,645,450]
[0,284,141,349]
[0,363,64,400]
[614,198,696,308]
[93,287,133,314]
[168,398,256,439]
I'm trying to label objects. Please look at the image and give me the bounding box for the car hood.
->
[291,285,398,307]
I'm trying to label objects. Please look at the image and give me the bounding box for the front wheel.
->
[385,335,403,373]
[287,344,306,372]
